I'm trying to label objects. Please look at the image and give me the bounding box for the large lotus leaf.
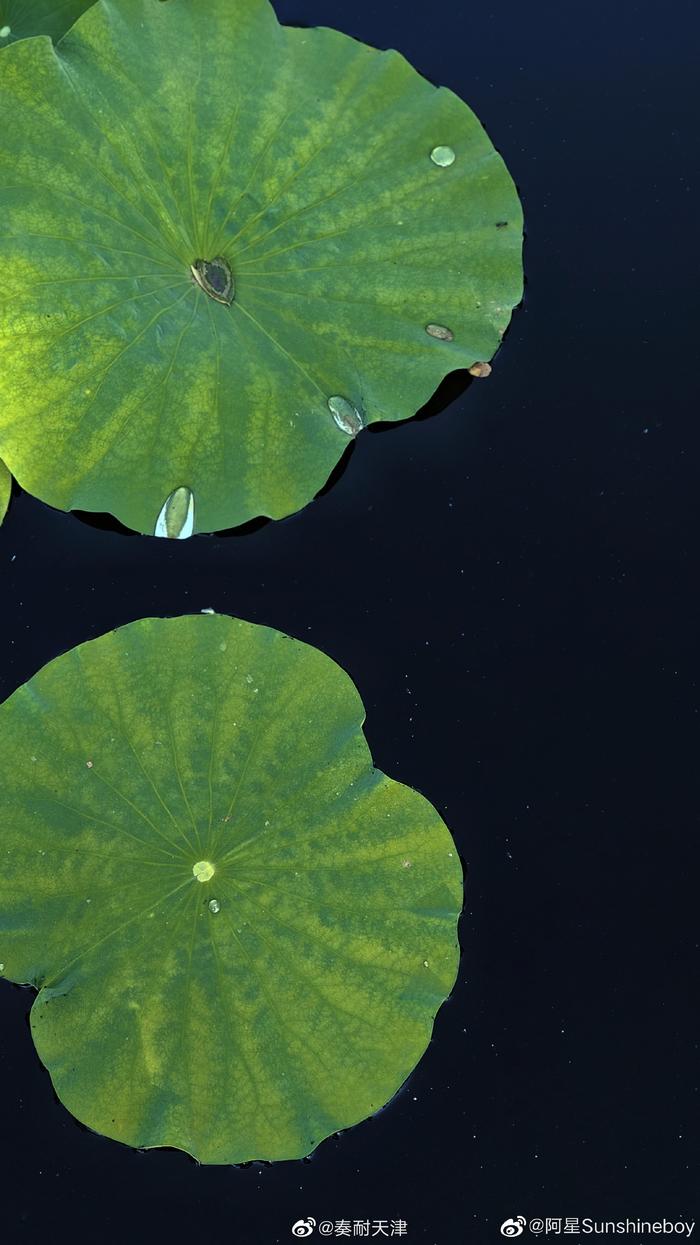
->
[0,0,94,45]
[0,457,9,523]
[0,614,462,1163]
[0,0,522,536]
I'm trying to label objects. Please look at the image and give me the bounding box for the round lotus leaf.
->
[0,614,462,1163]
[0,0,522,535]
[0,0,95,45]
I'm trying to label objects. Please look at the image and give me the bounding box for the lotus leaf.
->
[0,0,522,535]
[0,614,462,1163]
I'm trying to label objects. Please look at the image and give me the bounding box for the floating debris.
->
[468,361,492,379]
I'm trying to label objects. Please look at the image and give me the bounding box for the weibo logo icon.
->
[500,1217,527,1237]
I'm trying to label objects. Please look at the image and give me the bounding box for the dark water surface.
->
[0,0,697,1241]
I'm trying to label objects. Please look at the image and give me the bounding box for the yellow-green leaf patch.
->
[0,457,10,523]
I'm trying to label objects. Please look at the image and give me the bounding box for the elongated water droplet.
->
[154,486,195,539]
[430,146,456,167]
[425,323,454,342]
[328,395,363,437]
[208,898,221,914]
[190,257,234,305]
[193,860,215,882]
[0,26,11,38]
[0,963,5,973]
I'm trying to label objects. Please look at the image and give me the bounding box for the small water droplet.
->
[154,485,195,539]
[86,760,94,769]
[193,860,215,882]
[430,146,456,167]
[208,898,221,914]
[425,323,454,342]
[190,256,234,305]
[423,960,430,968]
[402,859,412,869]
[328,395,363,436]
[0,963,5,972]
[245,674,253,684]
[0,26,11,39]
[468,361,492,379]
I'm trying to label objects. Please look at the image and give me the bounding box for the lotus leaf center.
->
[192,860,215,882]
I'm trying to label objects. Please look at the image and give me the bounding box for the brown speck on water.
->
[469,361,492,378]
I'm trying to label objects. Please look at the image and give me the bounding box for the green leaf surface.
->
[0,457,9,523]
[0,0,94,45]
[0,614,462,1163]
[0,0,522,535]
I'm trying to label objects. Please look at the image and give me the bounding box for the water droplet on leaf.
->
[154,486,195,539]
[328,395,363,437]
[425,323,454,342]
[208,898,221,914]
[430,146,456,167]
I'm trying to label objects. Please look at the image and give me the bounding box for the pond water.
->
[0,0,697,1240]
